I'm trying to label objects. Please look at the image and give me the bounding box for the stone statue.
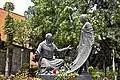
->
[67,14,94,74]
[78,14,94,73]
[36,33,72,74]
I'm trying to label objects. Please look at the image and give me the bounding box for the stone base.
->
[37,74,56,80]
[36,72,92,80]
[117,76,120,80]
[78,72,92,80]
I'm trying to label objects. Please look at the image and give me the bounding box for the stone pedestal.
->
[36,72,92,80]
[37,74,56,80]
[77,72,92,80]
[117,76,120,80]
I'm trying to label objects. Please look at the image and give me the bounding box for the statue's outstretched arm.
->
[53,44,72,52]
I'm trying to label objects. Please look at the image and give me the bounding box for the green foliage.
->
[4,14,14,48]
[88,66,118,80]
[106,67,117,79]
[0,71,27,80]
[26,0,120,70]
[3,2,15,12]
[28,67,38,74]
[88,0,120,69]
[0,70,43,80]
[67,72,79,80]
[3,2,15,48]
[4,15,14,36]
[55,71,79,80]
[13,20,32,47]
[22,63,29,69]
[0,75,5,80]
[28,0,82,48]
[88,66,104,80]
[55,71,67,80]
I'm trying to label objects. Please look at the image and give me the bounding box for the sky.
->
[0,0,34,16]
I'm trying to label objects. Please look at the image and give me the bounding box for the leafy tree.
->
[3,2,15,41]
[88,0,120,76]
[26,0,120,67]
[25,0,86,62]
[3,2,15,77]
[28,0,82,49]
[3,2,15,12]
[13,20,32,47]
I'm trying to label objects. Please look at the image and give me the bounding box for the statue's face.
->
[46,35,53,43]
[80,17,84,24]
[80,15,87,24]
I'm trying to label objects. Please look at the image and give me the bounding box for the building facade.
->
[0,8,34,74]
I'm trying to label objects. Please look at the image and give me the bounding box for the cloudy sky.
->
[0,0,34,16]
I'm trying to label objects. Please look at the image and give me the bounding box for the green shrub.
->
[88,66,104,80]
[22,63,29,69]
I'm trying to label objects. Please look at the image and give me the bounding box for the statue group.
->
[35,14,94,76]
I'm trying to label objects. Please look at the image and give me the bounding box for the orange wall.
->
[0,8,37,67]
[0,8,24,41]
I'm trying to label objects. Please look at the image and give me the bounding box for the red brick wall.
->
[0,8,24,41]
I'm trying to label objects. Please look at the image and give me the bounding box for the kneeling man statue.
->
[36,33,71,74]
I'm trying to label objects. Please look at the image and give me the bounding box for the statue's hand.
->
[77,45,79,49]
[67,45,73,50]
[77,44,80,49]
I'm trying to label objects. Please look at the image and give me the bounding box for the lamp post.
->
[21,49,24,68]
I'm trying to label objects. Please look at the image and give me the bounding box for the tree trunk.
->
[5,48,9,77]
[112,50,117,80]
